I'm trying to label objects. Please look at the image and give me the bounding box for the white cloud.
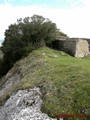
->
[0,1,90,41]
[82,0,90,7]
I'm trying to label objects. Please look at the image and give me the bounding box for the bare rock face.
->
[0,87,56,120]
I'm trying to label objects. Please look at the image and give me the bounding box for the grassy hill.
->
[0,47,90,118]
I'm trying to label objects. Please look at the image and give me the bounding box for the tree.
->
[0,14,67,76]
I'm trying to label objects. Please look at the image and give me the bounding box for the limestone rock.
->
[0,87,57,120]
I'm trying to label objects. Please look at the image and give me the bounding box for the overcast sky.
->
[0,0,90,43]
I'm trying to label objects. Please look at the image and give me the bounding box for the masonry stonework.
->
[75,39,90,57]
[54,38,90,58]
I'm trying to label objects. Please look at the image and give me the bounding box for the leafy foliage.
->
[0,14,67,77]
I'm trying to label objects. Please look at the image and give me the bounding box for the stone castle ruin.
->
[52,37,90,58]
[0,38,90,58]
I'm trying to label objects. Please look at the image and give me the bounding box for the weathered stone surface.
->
[55,38,90,57]
[0,67,22,96]
[0,50,3,59]
[59,40,76,56]
[0,87,57,120]
[75,39,90,57]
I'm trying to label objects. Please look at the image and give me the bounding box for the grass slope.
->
[0,47,90,119]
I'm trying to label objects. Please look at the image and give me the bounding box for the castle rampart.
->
[53,37,90,57]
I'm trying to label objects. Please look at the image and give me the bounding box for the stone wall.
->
[54,38,90,57]
[87,39,90,51]
[53,38,77,56]
[59,40,76,56]
[75,38,90,57]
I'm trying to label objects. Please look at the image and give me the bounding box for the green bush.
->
[0,15,66,77]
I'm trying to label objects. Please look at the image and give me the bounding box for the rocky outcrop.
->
[0,66,23,97]
[0,87,57,120]
[0,50,3,59]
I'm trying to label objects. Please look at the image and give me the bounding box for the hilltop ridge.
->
[0,47,90,120]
